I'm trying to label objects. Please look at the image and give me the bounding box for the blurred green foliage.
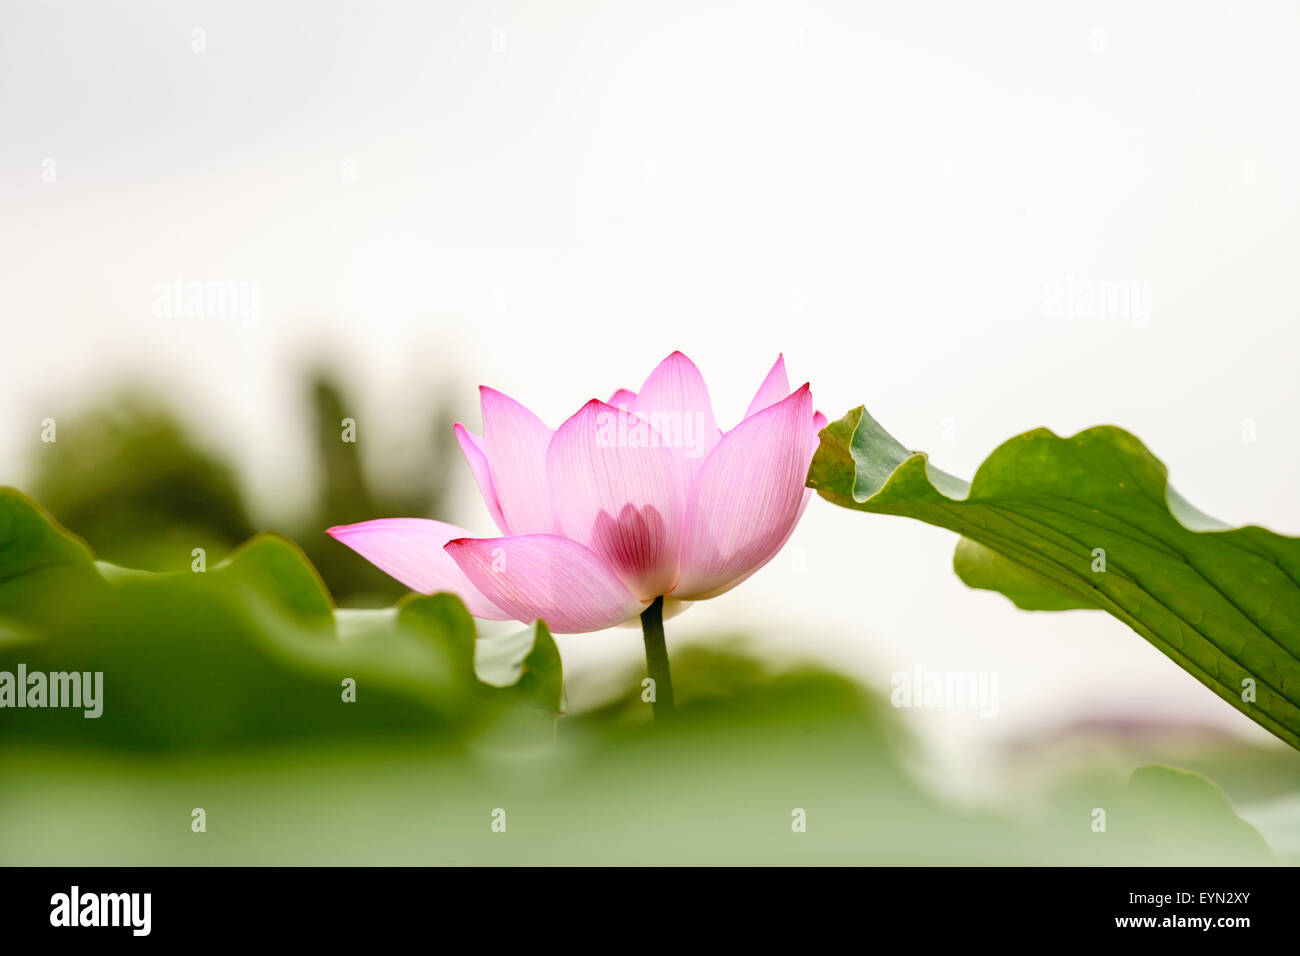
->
[0,488,1284,864]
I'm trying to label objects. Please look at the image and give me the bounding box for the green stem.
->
[640,595,674,718]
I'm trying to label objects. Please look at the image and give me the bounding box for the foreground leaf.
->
[0,488,563,749]
[0,490,106,629]
[808,408,1300,750]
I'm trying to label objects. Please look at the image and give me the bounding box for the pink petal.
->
[715,484,816,596]
[480,386,557,535]
[546,399,685,600]
[445,535,645,634]
[671,385,816,600]
[453,423,509,534]
[326,519,510,619]
[743,354,790,421]
[608,388,637,407]
[632,351,723,485]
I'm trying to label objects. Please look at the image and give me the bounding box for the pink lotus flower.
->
[328,352,824,634]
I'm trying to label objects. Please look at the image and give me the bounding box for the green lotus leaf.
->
[809,408,1300,750]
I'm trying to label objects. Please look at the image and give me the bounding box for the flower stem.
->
[640,595,674,718]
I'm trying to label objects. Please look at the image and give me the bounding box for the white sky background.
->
[2,0,1298,776]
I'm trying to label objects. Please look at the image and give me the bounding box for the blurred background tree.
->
[294,370,458,605]
[28,368,459,606]
[29,394,255,573]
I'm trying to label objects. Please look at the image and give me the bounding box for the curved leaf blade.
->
[808,407,1300,750]
[0,489,107,628]
[217,533,337,635]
